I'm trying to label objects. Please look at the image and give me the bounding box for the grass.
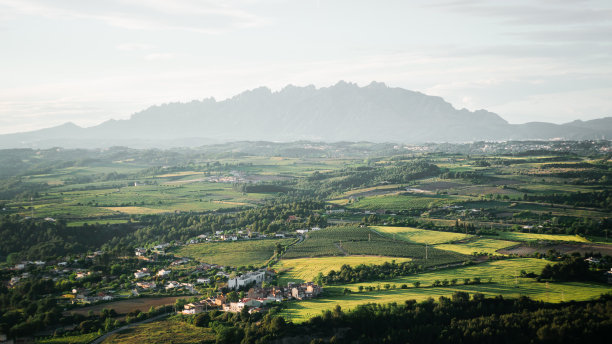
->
[37,333,99,344]
[435,238,518,256]
[276,256,413,284]
[372,226,471,244]
[279,258,611,322]
[102,318,215,344]
[174,238,295,267]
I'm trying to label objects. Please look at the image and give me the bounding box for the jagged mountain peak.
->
[0,82,609,148]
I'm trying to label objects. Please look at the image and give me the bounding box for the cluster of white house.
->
[182,282,323,315]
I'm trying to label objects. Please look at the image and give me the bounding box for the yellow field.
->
[495,232,591,243]
[103,206,169,214]
[339,184,404,198]
[435,238,518,256]
[372,226,471,245]
[280,259,611,322]
[276,256,412,283]
[213,200,250,206]
[156,171,204,178]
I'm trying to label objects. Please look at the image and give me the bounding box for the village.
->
[181,278,322,315]
[1,227,325,318]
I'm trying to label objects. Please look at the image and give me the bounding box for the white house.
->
[157,269,171,277]
[165,281,179,290]
[197,278,211,284]
[223,302,245,313]
[137,281,157,290]
[134,268,150,279]
[182,303,204,315]
[227,270,266,290]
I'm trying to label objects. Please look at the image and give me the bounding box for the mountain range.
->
[1,81,610,149]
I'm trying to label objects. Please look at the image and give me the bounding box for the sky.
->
[0,0,611,134]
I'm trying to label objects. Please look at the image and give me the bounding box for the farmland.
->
[275,256,412,284]
[174,238,295,267]
[491,231,592,243]
[346,194,460,211]
[435,238,518,255]
[279,258,611,322]
[66,296,188,317]
[282,226,467,266]
[372,226,471,244]
[1,142,611,343]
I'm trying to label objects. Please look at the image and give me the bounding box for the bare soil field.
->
[500,243,612,256]
[65,296,189,316]
[416,181,464,191]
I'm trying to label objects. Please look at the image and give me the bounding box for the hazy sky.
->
[1,0,611,134]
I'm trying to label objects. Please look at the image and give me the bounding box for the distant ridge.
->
[0,81,610,148]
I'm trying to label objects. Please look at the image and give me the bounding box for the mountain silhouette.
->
[1,81,609,148]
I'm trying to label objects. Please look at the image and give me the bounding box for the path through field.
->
[334,242,349,256]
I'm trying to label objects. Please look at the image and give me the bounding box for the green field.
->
[174,238,294,267]
[435,238,518,256]
[102,318,215,344]
[279,259,611,322]
[276,256,413,284]
[372,226,471,244]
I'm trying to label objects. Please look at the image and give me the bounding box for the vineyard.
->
[341,241,464,266]
[282,226,467,266]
